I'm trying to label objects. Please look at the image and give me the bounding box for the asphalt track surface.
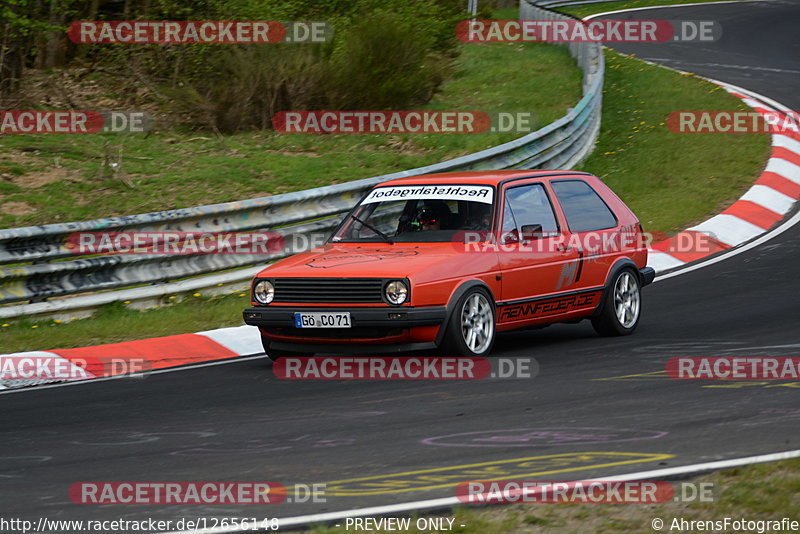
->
[2,0,799,525]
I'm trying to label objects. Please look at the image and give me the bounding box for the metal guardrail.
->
[0,0,604,320]
[532,0,620,9]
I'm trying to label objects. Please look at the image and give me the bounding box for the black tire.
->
[442,287,496,357]
[591,268,642,337]
[261,336,314,360]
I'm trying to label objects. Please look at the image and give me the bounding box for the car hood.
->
[256,243,497,283]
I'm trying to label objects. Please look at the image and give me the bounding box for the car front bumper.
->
[639,267,656,286]
[243,306,447,328]
[243,306,448,353]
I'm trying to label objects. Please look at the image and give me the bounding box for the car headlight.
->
[385,280,408,305]
[253,280,275,305]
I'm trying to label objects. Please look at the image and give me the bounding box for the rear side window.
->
[551,180,617,232]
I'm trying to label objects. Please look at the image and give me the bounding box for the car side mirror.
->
[501,230,520,245]
[520,224,543,241]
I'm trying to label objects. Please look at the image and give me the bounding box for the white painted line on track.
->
[580,8,800,280]
[7,5,800,534]
[740,97,766,108]
[582,0,763,20]
[160,448,800,533]
[656,206,800,281]
[4,2,799,397]
[153,5,800,531]
[0,353,268,396]
[717,81,795,116]
[581,5,800,283]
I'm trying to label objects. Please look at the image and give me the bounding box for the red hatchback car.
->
[243,170,654,358]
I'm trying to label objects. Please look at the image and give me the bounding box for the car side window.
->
[503,183,559,234]
[551,180,618,233]
[501,198,518,233]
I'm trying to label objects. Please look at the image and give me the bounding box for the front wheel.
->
[591,269,641,336]
[443,287,496,357]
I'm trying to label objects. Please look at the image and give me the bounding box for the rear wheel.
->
[443,287,496,357]
[591,269,641,336]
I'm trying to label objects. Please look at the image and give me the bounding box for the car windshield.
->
[331,184,495,243]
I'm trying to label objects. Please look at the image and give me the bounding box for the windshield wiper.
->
[349,214,394,244]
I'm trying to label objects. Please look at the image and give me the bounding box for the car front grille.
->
[272,278,385,303]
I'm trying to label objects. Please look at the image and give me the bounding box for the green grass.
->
[559,0,747,19]
[0,36,580,350]
[556,0,768,233]
[0,40,581,229]
[0,29,771,351]
[0,293,252,353]
[577,49,770,232]
[491,7,520,19]
[295,458,800,534]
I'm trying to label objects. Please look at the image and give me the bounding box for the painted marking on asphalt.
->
[319,452,672,496]
[152,6,800,532]
[355,391,459,405]
[703,381,800,389]
[161,449,800,534]
[5,4,800,399]
[421,428,667,448]
[573,22,800,276]
[355,390,525,405]
[595,370,668,381]
[597,371,800,389]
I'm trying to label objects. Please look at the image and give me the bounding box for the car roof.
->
[378,170,592,187]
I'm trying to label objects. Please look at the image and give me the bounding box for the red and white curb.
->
[0,325,263,390]
[2,93,798,392]
[644,89,800,271]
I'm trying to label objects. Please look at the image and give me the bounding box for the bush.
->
[324,11,450,111]
[95,0,464,132]
[172,44,331,132]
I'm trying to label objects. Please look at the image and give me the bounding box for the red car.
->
[243,170,654,358]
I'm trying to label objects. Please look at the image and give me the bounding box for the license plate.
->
[294,312,351,328]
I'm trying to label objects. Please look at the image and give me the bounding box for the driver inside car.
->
[412,202,451,231]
